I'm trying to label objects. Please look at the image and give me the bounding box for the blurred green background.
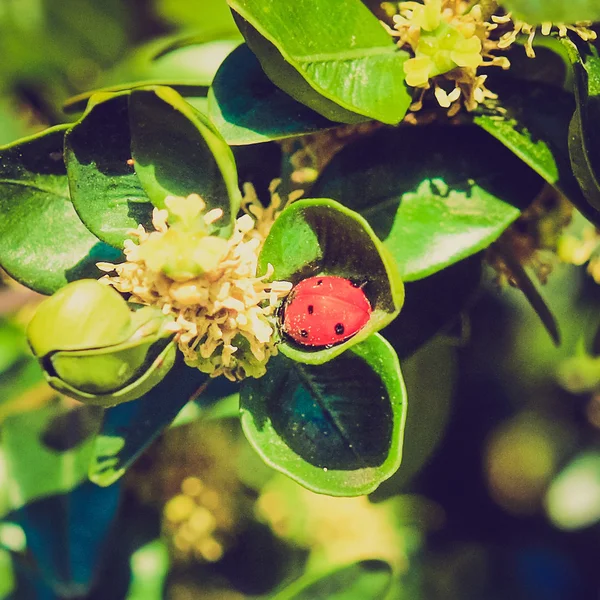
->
[0,0,599,598]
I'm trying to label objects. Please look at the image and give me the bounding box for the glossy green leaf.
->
[64,92,154,248]
[228,0,411,124]
[562,39,600,215]
[312,126,544,281]
[104,37,241,89]
[240,334,407,496]
[500,0,600,23]
[475,75,599,225]
[2,401,101,512]
[63,36,240,114]
[89,357,210,486]
[259,199,403,364]
[209,43,339,145]
[129,86,242,233]
[272,560,394,600]
[0,126,122,295]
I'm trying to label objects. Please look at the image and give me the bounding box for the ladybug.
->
[280,276,372,348]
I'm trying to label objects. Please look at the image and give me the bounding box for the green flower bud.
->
[28,280,177,406]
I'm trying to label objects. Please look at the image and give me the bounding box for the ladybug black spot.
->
[307,305,314,314]
[316,279,323,285]
[335,323,345,335]
[300,329,309,338]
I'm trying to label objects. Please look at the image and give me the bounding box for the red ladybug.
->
[280,276,372,348]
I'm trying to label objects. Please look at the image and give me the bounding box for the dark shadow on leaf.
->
[0,127,67,178]
[68,94,134,177]
[64,242,123,283]
[125,199,154,231]
[211,44,337,140]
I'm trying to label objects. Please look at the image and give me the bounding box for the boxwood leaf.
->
[228,0,411,124]
[272,560,394,600]
[259,199,403,364]
[65,92,154,249]
[0,126,121,295]
[561,39,600,215]
[129,86,241,235]
[89,357,211,487]
[63,36,240,114]
[13,480,121,598]
[475,75,600,225]
[240,334,407,496]
[312,126,544,281]
[500,0,600,24]
[4,404,116,595]
[102,36,241,89]
[209,43,339,145]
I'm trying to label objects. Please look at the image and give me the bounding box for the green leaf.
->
[2,401,101,512]
[228,0,411,124]
[259,199,403,364]
[562,40,600,215]
[63,36,240,114]
[15,479,121,596]
[240,334,407,496]
[0,126,122,295]
[103,36,241,89]
[272,560,394,600]
[499,0,600,24]
[474,75,600,225]
[129,86,241,234]
[65,92,154,248]
[89,357,209,486]
[209,43,339,145]
[312,126,544,281]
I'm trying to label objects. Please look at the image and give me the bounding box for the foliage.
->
[0,0,599,597]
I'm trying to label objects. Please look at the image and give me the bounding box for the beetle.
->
[280,275,372,348]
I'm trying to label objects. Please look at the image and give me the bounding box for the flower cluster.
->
[384,0,507,114]
[493,13,597,58]
[98,192,292,381]
[558,225,600,283]
[383,0,597,115]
